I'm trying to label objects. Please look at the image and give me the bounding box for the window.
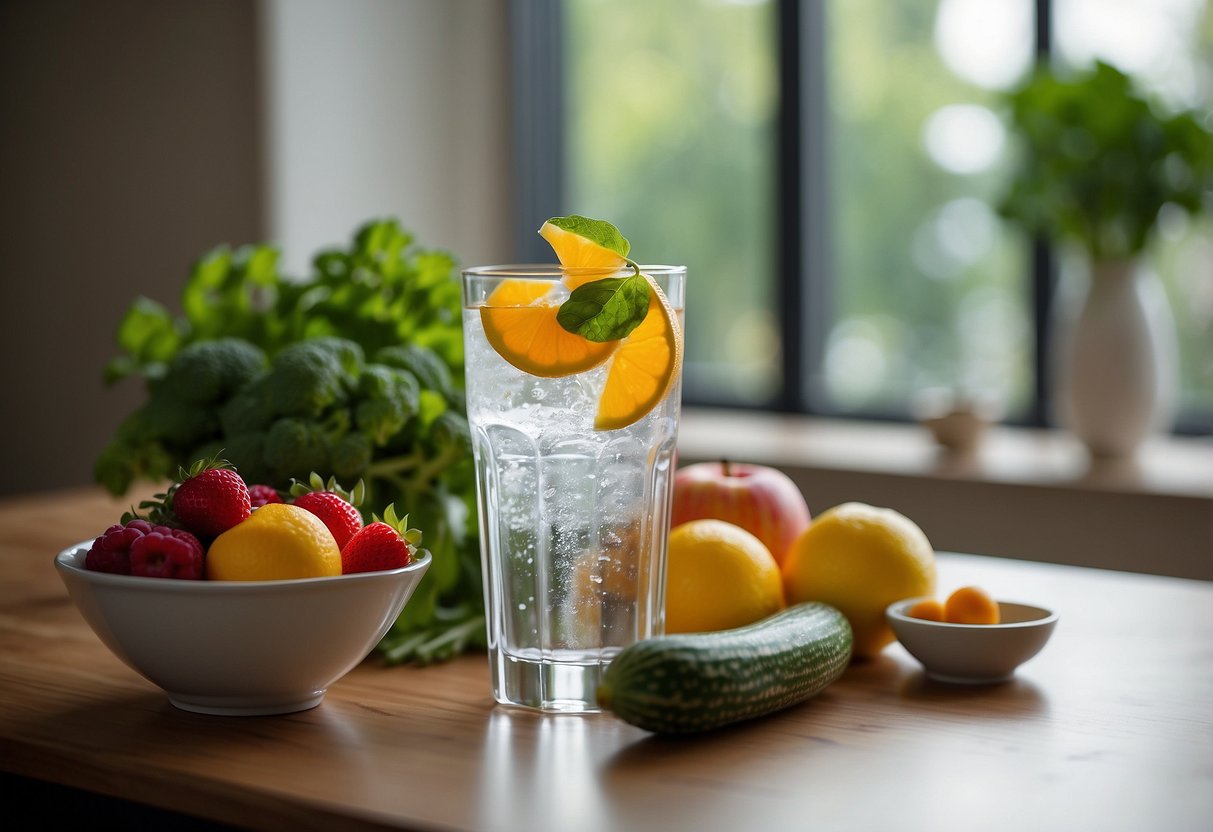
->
[512,0,1213,432]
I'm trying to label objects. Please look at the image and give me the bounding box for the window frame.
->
[509,0,1211,435]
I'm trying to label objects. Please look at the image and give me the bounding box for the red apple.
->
[671,461,811,567]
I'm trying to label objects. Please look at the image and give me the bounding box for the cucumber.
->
[597,602,852,734]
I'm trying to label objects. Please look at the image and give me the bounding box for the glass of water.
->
[462,264,685,712]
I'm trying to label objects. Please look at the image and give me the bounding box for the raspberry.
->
[247,484,284,509]
[85,519,156,575]
[128,528,205,580]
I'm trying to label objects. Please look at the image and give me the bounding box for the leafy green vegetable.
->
[999,61,1213,261]
[96,219,484,665]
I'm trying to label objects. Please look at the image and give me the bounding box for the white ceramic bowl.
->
[55,542,430,715]
[886,598,1058,684]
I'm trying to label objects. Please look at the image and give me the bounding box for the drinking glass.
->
[462,264,685,712]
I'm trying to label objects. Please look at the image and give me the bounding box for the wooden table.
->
[2,488,1211,831]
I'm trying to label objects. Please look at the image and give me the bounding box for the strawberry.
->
[247,484,284,509]
[341,504,421,574]
[289,474,365,550]
[294,492,362,549]
[170,458,251,538]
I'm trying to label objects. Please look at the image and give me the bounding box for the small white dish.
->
[886,598,1058,684]
[55,542,430,715]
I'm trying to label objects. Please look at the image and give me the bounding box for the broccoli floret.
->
[376,344,454,402]
[263,341,349,418]
[304,337,365,377]
[218,380,275,435]
[264,417,330,481]
[355,364,421,445]
[223,432,274,486]
[187,439,228,466]
[430,410,471,459]
[330,433,373,480]
[157,338,266,405]
[141,391,219,449]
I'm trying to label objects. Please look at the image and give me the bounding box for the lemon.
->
[206,503,341,581]
[665,519,785,634]
[782,502,936,658]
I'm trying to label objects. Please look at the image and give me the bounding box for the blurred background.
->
[2,0,1210,506]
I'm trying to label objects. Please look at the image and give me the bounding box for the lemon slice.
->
[594,274,683,431]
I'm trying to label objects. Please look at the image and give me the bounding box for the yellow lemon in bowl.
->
[207,503,341,581]
[783,502,935,659]
[665,519,785,634]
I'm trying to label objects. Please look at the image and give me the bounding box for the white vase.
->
[1054,259,1179,458]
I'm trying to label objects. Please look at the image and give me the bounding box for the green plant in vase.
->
[998,60,1213,457]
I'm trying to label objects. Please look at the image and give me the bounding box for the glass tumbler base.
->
[489,649,610,713]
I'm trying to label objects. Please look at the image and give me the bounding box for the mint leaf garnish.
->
[556,271,650,342]
[545,215,631,259]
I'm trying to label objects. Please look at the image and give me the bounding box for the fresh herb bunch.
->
[999,61,1213,261]
[95,219,484,665]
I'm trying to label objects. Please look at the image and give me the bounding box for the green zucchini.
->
[597,602,852,734]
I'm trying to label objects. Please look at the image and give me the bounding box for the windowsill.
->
[677,407,1213,580]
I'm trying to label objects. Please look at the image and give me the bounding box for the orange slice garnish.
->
[486,278,553,307]
[540,220,628,289]
[481,216,682,430]
[594,275,683,431]
[481,303,618,378]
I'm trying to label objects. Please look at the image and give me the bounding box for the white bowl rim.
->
[55,540,431,592]
[886,597,1058,630]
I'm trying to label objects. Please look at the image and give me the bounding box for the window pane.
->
[1054,0,1213,429]
[564,0,779,404]
[818,0,1032,418]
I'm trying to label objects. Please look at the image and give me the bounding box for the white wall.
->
[261,0,513,273]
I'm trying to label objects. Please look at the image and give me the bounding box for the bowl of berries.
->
[55,461,431,716]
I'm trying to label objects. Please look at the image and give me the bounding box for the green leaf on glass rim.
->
[556,273,650,343]
[545,215,631,259]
